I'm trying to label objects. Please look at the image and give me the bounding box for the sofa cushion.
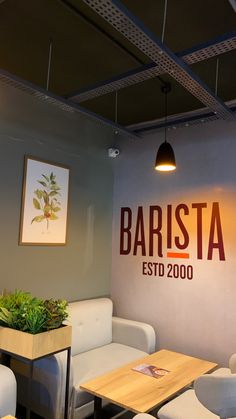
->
[158,389,218,419]
[72,342,148,408]
[68,298,113,356]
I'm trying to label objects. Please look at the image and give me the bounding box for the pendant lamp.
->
[155,84,176,172]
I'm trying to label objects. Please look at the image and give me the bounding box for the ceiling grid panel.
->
[0,69,138,139]
[69,63,160,102]
[82,0,235,120]
[182,31,236,64]
[69,31,236,103]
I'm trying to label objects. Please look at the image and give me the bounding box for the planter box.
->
[0,325,72,360]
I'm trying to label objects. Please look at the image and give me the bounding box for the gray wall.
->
[111,118,236,365]
[0,81,115,301]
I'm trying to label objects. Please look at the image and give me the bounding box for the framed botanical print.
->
[19,156,70,245]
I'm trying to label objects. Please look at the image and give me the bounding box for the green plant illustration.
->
[0,290,68,334]
[31,172,61,230]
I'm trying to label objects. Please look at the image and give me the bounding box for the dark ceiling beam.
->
[79,0,235,121]
[59,0,140,64]
[67,30,236,103]
[128,100,236,134]
[59,0,165,85]
[133,111,219,134]
[0,68,139,139]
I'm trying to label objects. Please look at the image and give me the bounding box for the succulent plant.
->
[44,299,68,330]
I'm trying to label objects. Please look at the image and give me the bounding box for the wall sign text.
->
[119,202,225,280]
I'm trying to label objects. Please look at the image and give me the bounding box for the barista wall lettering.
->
[119,202,225,280]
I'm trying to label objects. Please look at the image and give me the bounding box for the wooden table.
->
[80,349,217,418]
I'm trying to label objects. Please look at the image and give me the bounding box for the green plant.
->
[44,299,68,330]
[0,290,68,334]
[24,304,47,334]
[31,172,61,230]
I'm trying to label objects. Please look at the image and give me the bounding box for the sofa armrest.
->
[229,353,236,373]
[112,317,156,354]
[33,351,74,419]
[12,351,73,419]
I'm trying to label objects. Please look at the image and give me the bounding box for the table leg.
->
[1,353,11,367]
[26,361,34,419]
[94,396,102,419]
[64,347,71,419]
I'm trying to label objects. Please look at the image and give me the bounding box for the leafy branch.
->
[31,172,61,229]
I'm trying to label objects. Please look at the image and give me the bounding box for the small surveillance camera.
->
[108,148,120,158]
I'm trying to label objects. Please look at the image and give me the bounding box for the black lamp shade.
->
[155,141,176,171]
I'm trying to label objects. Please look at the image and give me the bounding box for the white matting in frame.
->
[19,156,70,245]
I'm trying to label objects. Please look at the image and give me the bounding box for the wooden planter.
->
[0,325,72,360]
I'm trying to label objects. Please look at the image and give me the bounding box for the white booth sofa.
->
[20,297,156,419]
[0,364,17,417]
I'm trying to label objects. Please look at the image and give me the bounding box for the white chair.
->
[157,374,236,419]
[214,353,236,376]
[134,415,155,419]
[0,364,17,417]
[133,374,236,419]
[133,354,236,419]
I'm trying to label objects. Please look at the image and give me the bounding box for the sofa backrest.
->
[68,298,113,356]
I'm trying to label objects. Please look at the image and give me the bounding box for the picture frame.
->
[19,156,70,245]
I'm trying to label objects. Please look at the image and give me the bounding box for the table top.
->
[80,349,217,413]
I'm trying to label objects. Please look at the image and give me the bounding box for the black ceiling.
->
[0,0,235,128]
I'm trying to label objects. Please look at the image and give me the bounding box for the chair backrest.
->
[0,365,17,417]
[229,354,236,373]
[194,374,236,419]
[67,298,113,356]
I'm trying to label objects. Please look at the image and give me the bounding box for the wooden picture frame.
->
[19,156,70,245]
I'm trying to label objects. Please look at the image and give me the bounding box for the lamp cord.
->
[113,90,119,146]
[161,0,168,43]
[161,83,171,143]
[115,90,118,124]
[164,89,167,142]
[215,58,219,96]
[46,38,53,91]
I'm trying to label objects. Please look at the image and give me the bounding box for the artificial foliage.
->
[0,290,68,334]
